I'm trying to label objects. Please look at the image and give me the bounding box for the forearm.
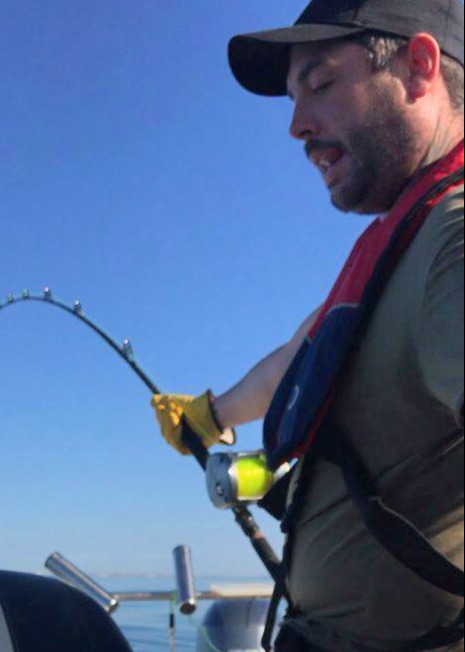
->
[214,347,288,429]
[214,306,322,429]
[152,307,322,450]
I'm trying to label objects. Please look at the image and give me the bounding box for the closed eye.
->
[313,81,334,95]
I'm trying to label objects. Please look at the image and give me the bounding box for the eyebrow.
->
[287,58,325,100]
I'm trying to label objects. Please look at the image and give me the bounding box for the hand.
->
[152,391,236,455]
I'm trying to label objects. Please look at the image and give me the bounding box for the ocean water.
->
[114,601,201,651]
[105,576,273,652]
[113,598,210,651]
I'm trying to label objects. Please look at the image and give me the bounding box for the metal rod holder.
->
[173,546,197,615]
[45,552,119,614]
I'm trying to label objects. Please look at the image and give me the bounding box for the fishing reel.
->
[206,450,290,510]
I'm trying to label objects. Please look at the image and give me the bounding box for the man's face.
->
[287,40,420,215]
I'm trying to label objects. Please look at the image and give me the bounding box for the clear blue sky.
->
[1,0,373,579]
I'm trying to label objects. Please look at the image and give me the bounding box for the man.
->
[154,1,465,650]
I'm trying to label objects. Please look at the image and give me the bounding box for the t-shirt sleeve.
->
[416,188,464,426]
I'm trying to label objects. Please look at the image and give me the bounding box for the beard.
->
[308,82,421,215]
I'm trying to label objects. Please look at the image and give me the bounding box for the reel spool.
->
[206,451,290,510]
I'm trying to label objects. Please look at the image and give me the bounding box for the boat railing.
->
[45,550,273,616]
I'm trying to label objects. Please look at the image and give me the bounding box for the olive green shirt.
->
[287,187,464,652]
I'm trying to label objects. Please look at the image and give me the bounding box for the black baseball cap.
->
[229,0,465,97]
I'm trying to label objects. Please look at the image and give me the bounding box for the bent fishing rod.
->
[1,288,282,583]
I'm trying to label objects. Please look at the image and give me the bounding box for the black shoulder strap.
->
[321,426,465,598]
[406,608,464,651]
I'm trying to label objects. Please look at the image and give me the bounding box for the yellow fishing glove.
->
[152,391,236,455]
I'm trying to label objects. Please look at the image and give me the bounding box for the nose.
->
[289,97,319,141]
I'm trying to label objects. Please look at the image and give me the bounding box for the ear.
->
[406,34,442,101]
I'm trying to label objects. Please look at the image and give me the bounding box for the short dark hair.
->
[357,32,465,112]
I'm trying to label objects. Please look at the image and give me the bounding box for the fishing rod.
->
[1,287,282,584]
[1,288,161,395]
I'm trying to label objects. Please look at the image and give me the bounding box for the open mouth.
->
[311,147,348,187]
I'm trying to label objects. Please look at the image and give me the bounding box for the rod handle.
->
[181,421,210,470]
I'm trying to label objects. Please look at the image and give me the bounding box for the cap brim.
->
[229,23,367,97]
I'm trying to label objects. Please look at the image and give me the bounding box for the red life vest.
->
[264,141,465,470]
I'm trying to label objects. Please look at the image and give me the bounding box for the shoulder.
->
[410,184,464,286]
[414,185,464,421]
[421,184,464,245]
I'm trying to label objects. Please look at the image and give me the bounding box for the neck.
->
[421,114,464,168]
